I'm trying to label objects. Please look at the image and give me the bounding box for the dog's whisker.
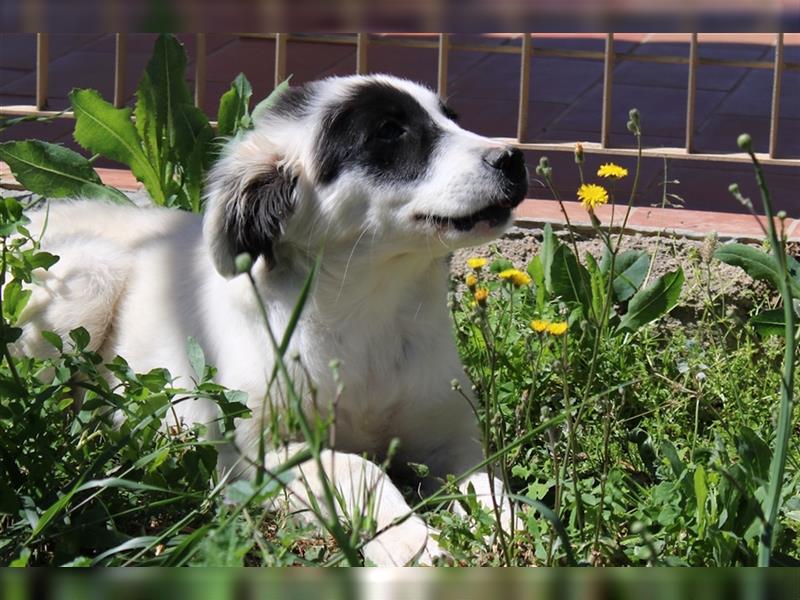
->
[336,225,371,303]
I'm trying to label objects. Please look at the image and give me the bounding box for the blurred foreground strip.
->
[1,569,799,600]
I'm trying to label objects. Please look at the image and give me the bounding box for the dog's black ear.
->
[204,161,297,278]
[225,167,297,270]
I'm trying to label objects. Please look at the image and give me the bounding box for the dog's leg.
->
[262,443,444,566]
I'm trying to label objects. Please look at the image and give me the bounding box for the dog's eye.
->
[376,120,406,141]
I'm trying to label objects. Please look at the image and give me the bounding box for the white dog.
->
[14,74,528,565]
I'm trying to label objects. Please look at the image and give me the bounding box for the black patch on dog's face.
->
[315,81,441,185]
[223,168,296,269]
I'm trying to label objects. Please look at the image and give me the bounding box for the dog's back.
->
[14,200,200,360]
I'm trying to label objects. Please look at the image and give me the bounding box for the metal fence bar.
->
[769,33,785,159]
[600,33,614,148]
[356,33,369,75]
[496,138,800,167]
[237,33,800,72]
[517,33,532,143]
[195,33,207,110]
[35,33,49,110]
[113,34,126,108]
[275,33,287,88]
[437,33,450,97]
[685,33,698,153]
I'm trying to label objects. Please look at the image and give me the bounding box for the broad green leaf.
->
[527,255,544,287]
[0,140,130,204]
[737,426,771,482]
[527,255,547,311]
[187,336,206,381]
[68,327,91,351]
[40,330,63,352]
[145,34,193,148]
[750,308,797,337]
[184,124,213,212]
[69,88,165,204]
[135,71,161,168]
[540,223,560,294]
[217,73,253,137]
[489,258,514,273]
[3,280,31,323]
[610,250,650,302]
[618,267,684,332]
[660,440,692,495]
[585,253,606,321]
[715,243,800,296]
[694,465,708,536]
[251,76,292,122]
[10,548,31,567]
[550,244,592,314]
[174,102,213,167]
[27,251,59,270]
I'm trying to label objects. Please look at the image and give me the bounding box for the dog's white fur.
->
[13,74,524,566]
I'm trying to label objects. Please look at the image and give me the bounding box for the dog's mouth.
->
[414,203,512,232]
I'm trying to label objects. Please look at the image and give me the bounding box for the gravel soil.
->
[450,226,773,324]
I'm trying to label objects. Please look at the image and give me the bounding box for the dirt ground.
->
[450,226,774,324]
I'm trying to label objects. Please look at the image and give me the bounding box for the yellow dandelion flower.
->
[465,273,478,290]
[474,287,489,307]
[577,183,609,211]
[530,319,548,333]
[597,162,628,179]
[498,268,532,287]
[467,257,488,270]
[546,321,568,336]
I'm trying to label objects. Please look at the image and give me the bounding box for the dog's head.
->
[203,74,528,277]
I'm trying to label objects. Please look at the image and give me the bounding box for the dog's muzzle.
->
[483,146,528,208]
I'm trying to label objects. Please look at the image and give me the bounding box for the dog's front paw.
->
[363,515,449,566]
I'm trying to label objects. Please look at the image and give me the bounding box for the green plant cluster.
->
[0,35,287,213]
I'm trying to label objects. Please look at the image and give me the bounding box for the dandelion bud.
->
[626,108,641,135]
[737,133,753,152]
[465,273,478,290]
[234,252,253,274]
[535,156,552,178]
[574,142,584,165]
[728,183,753,210]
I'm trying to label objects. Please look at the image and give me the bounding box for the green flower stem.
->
[740,140,797,567]
[541,172,582,261]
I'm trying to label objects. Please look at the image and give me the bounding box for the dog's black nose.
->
[483,146,526,180]
[483,146,528,207]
